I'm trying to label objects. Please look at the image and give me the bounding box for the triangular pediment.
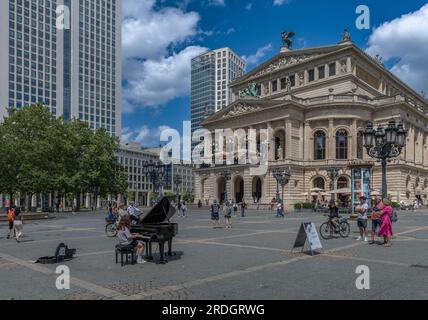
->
[234,44,349,85]
[202,99,282,124]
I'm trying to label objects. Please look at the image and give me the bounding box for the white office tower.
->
[0,0,122,137]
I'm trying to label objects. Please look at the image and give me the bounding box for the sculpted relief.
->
[222,103,261,119]
[251,54,321,79]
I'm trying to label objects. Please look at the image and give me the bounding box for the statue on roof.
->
[281,31,295,49]
[239,82,259,98]
[341,28,351,42]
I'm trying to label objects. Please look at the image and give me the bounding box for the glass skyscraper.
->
[190,47,246,147]
[0,0,122,137]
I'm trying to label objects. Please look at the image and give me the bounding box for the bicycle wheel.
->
[319,222,332,240]
[105,223,117,237]
[339,221,350,238]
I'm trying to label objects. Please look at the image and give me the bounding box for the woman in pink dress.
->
[377,199,393,247]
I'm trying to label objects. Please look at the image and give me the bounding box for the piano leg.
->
[158,241,168,264]
[166,239,176,257]
[145,242,154,261]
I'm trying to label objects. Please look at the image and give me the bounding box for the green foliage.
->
[182,192,195,204]
[0,104,128,204]
[391,201,400,209]
[294,202,315,210]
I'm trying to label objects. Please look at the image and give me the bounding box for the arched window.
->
[337,176,348,189]
[336,129,348,160]
[357,131,364,159]
[314,131,326,160]
[313,177,325,190]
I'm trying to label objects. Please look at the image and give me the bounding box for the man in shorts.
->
[6,206,15,239]
[369,197,383,245]
[355,196,369,242]
[211,200,221,228]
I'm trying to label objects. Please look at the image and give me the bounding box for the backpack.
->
[35,243,76,264]
[7,209,14,222]
[392,210,398,223]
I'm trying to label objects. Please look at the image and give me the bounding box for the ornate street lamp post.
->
[173,175,182,205]
[273,168,291,205]
[144,160,166,204]
[219,170,231,204]
[326,167,341,202]
[363,120,407,199]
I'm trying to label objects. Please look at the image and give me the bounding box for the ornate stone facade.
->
[194,38,428,209]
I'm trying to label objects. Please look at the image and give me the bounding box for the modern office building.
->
[191,48,246,146]
[116,142,159,207]
[0,0,122,137]
[143,147,196,196]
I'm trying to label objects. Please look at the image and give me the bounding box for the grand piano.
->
[130,197,178,264]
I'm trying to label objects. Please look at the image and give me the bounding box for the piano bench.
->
[115,244,135,267]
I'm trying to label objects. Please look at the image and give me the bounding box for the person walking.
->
[378,198,394,247]
[127,202,141,224]
[6,206,15,239]
[13,207,24,243]
[211,200,221,228]
[177,201,182,217]
[224,202,233,228]
[369,197,383,245]
[181,201,187,218]
[355,196,369,242]
[241,200,246,217]
[233,202,238,217]
[276,202,284,218]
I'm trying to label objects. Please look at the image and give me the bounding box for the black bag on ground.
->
[35,243,77,264]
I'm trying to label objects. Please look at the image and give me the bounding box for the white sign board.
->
[292,222,322,254]
[303,222,322,251]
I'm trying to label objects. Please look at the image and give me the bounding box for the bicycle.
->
[319,215,350,240]
[105,217,118,237]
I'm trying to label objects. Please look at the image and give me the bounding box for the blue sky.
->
[121,0,428,147]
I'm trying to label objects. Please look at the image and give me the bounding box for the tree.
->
[0,104,128,211]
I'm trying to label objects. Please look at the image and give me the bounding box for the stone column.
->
[350,119,358,159]
[303,121,312,161]
[285,119,292,160]
[423,134,428,166]
[328,119,334,160]
[97,196,101,209]
[346,56,352,73]
[416,129,423,165]
[267,122,275,161]
[405,125,415,163]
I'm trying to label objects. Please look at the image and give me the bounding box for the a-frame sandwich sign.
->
[291,222,323,255]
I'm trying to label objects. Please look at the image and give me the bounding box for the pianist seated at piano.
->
[117,216,146,264]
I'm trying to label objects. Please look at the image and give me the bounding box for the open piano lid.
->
[139,197,177,224]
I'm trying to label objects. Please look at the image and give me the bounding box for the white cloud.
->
[122,0,200,60]
[123,46,207,110]
[242,44,273,66]
[209,0,225,6]
[225,27,235,35]
[122,0,207,111]
[122,125,173,147]
[273,0,291,6]
[245,3,253,10]
[366,4,428,95]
